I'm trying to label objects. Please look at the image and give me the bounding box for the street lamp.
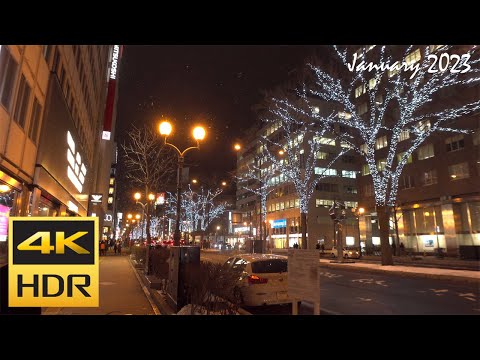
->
[354,207,365,258]
[134,193,155,274]
[159,120,206,246]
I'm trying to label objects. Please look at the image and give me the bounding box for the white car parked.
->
[329,247,360,259]
[223,254,290,307]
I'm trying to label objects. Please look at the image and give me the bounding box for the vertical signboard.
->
[102,45,123,141]
[0,204,8,242]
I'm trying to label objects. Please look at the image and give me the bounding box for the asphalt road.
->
[248,267,480,315]
[201,252,480,315]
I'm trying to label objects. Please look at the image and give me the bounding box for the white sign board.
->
[288,249,320,303]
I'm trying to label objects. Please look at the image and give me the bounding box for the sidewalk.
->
[43,254,158,315]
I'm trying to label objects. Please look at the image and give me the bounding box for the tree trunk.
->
[301,212,307,249]
[393,206,401,256]
[377,205,394,265]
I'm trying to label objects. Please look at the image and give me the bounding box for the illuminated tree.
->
[308,45,480,264]
[122,124,176,242]
[260,90,346,249]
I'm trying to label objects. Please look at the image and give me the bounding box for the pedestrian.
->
[117,241,122,255]
[320,243,325,254]
[316,243,320,250]
[114,242,118,254]
[399,242,405,256]
[100,241,105,256]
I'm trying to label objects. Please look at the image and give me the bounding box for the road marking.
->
[318,271,343,278]
[351,278,388,287]
[357,297,372,302]
[429,289,449,293]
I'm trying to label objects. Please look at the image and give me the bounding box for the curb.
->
[318,262,480,284]
[128,257,175,315]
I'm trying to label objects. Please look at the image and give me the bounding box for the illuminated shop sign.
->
[67,131,87,193]
[0,204,8,242]
[102,45,123,141]
[272,219,287,228]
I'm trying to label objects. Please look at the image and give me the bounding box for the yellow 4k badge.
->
[9,217,99,307]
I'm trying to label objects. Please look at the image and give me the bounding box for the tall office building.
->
[0,45,121,264]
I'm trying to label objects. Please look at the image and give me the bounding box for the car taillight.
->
[247,275,268,285]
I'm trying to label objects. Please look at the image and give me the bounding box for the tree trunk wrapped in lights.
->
[307,45,480,265]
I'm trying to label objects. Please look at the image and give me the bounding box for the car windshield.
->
[251,259,287,273]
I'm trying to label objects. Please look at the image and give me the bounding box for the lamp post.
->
[159,121,206,246]
[134,192,155,274]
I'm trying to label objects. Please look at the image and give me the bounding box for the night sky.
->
[115,45,324,195]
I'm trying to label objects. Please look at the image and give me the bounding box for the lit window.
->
[316,199,334,208]
[295,199,300,208]
[109,178,115,185]
[418,144,434,160]
[315,167,337,176]
[399,129,410,142]
[448,162,469,180]
[108,187,114,194]
[423,170,438,186]
[399,175,414,190]
[315,136,335,146]
[342,170,356,178]
[405,49,421,66]
[415,120,431,133]
[317,152,328,160]
[377,159,387,172]
[375,136,388,150]
[360,143,368,154]
[338,111,352,120]
[355,84,366,98]
[397,152,413,164]
[344,201,358,209]
[429,45,445,53]
[445,135,465,152]
[357,103,368,115]
[108,197,114,204]
[340,141,353,149]
[362,164,370,176]
[369,77,377,89]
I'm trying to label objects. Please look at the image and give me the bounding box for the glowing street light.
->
[158,120,207,246]
[221,181,227,186]
[234,143,241,151]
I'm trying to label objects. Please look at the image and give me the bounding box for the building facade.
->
[351,45,480,256]
[0,45,119,265]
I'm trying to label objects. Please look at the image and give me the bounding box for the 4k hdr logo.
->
[8,217,99,307]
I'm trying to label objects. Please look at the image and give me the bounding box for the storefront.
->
[0,171,24,266]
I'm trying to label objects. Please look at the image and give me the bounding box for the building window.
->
[357,102,368,115]
[13,75,32,129]
[344,186,357,194]
[397,152,413,164]
[429,45,445,53]
[342,170,356,178]
[423,170,438,186]
[295,199,300,208]
[399,175,414,190]
[355,84,366,98]
[317,152,328,160]
[418,143,434,160]
[108,187,114,195]
[344,201,358,209]
[342,155,355,164]
[448,162,469,180]
[375,136,388,150]
[360,143,368,154]
[316,199,334,208]
[340,141,353,149]
[415,120,431,133]
[362,164,370,176]
[405,49,421,66]
[315,167,337,176]
[472,130,480,146]
[109,178,115,185]
[445,134,465,152]
[363,184,373,196]
[108,197,113,204]
[316,183,339,192]
[369,77,377,90]
[338,111,352,120]
[399,129,410,142]
[28,97,42,143]
[377,159,387,172]
[0,47,19,112]
[315,136,335,146]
